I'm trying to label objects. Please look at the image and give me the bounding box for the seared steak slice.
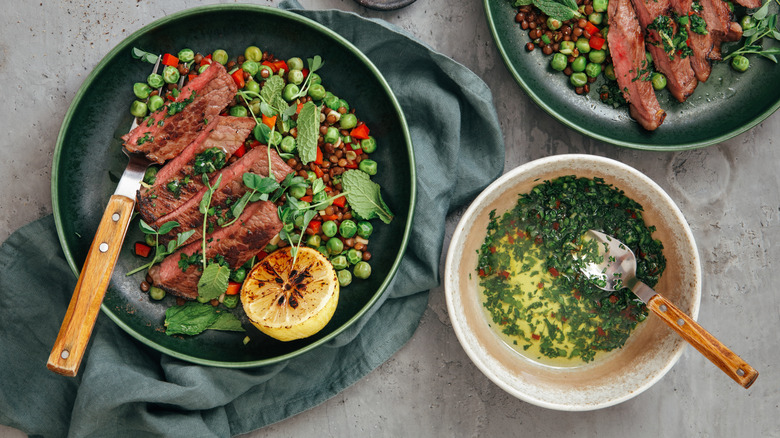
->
[701,0,743,60]
[123,62,238,163]
[148,200,281,300]
[609,0,667,130]
[155,144,293,245]
[733,0,761,8]
[137,116,255,225]
[632,0,698,102]
[674,0,714,82]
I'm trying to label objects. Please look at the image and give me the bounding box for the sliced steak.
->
[733,0,761,8]
[674,0,714,82]
[148,200,281,300]
[123,62,238,163]
[608,0,667,130]
[701,0,743,60]
[155,144,293,245]
[632,0,698,102]
[137,116,255,225]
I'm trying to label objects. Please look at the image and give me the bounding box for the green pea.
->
[242,60,260,76]
[326,237,344,255]
[306,170,316,181]
[585,62,602,78]
[147,73,164,89]
[248,98,261,115]
[337,269,352,287]
[571,56,587,72]
[148,95,164,112]
[198,64,210,74]
[287,57,305,71]
[646,52,653,63]
[283,222,295,233]
[731,55,749,72]
[280,135,296,153]
[575,38,591,54]
[130,100,148,118]
[593,0,608,12]
[163,66,180,84]
[269,131,282,146]
[244,80,260,95]
[308,84,326,100]
[339,220,357,238]
[145,233,156,247]
[322,220,338,237]
[212,49,229,65]
[340,114,358,130]
[559,41,575,55]
[360,137,377,154]
[288,69,305,85]
[589,49,606,64]
[244,46,262,62]
[177,49,195,63]
[133,82,152,99]
[651,72,667,90]
[143,166,159,185]
[229,106,248,117]
[223,295,239,308]
[570,72,588,87]
[601,26,609,40]
[740,15,756,31]
[149,286,166,300]
[313,190,331,207]
[346,249,362,265]
[357,221,373,238]
[324,127,340,144]
[331,255,348,270]
[588,13,603,25]
[547,17,562,30]
[550,53,568,71]
[309,72,322,85]
[318,246,330,257]
[359,159,378,176]
[324,95,341,110]
[353,261,371,280]
[231,267,246,283]
[283,83,300,101]
[307,234,321,248]
[289,185,306,200]
[604,64,616,80]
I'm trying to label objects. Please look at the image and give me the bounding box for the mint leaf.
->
[164,302,220,336]
[197,263,230,301]
[533,0,580,22]
[261,75,285,103]
[341,170,393,224]
[297,102,319,164]
[209,312,245,332]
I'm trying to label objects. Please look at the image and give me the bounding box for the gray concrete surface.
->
[2,0,779,437]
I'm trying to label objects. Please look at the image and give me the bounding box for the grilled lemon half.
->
[241,246,339,341]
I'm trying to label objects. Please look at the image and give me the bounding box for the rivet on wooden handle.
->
[647,294,758,389]
[47,195,135,377]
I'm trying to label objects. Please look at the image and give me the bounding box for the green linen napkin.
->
[0,4,504,437]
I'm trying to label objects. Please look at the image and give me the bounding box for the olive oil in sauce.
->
[476,176,666,366]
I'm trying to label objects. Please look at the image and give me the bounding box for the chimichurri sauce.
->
[476,176,665,365]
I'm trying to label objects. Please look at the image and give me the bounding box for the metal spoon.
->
[580,230,758,388]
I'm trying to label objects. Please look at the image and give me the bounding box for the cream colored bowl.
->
[444,154,701,410]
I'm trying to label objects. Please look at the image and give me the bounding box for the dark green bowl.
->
[51,5,415,367]
[485,0,780,150]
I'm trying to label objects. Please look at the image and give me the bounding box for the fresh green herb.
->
[222,172,281,227]
[164,301,244,336]
[137,132,154,146]
[288,55,324,100]
[126,220,196,276]
[724,0,780,64]
[197,263,231,301]
[193,147,227,175]
[648,15,693,60]
[296,102,319,165]
[513,0,581,22]
[341,170,393,224]
[167,91,197,116]
[131,47,159,64]
[690,14,708,35]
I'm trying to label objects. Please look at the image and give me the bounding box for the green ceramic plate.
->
[51,5,415,367]
[485,0,780,150]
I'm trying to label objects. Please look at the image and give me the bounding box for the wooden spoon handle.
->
[647,294,758,388]
[47,195,135,377]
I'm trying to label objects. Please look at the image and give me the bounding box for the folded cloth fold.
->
[0,4,503,437]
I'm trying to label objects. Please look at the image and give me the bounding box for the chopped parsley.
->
[137,132,154,146]
[193,147,227,175]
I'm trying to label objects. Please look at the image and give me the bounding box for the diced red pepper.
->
[302,68,310,78]
[256,250,269,260]
[300,195,313,202]
[350,124,370,140]
[597,326,606,337]
[584,21,599,36]
[548,267,560,277]
[320,214,339,222]
[296,102,305,114]
[247,140,262,150]
[233,144,246,158]
[134,242,152,258]
[589,36,605,50]
[609,295,618,304]
[345,161,359,169]
[231,69,245,88]
[531,333,541,340]
[226,282,242,296]
[315,146,323,165]
[199,54,213,67]
[188,73,197,83]
[273,60,288,72]
[162,53,179,67]
[262,113,277,129]
[261,60,278,72]
[312,165,324,179]
[332,195,346,208]
[306,220,322,235]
